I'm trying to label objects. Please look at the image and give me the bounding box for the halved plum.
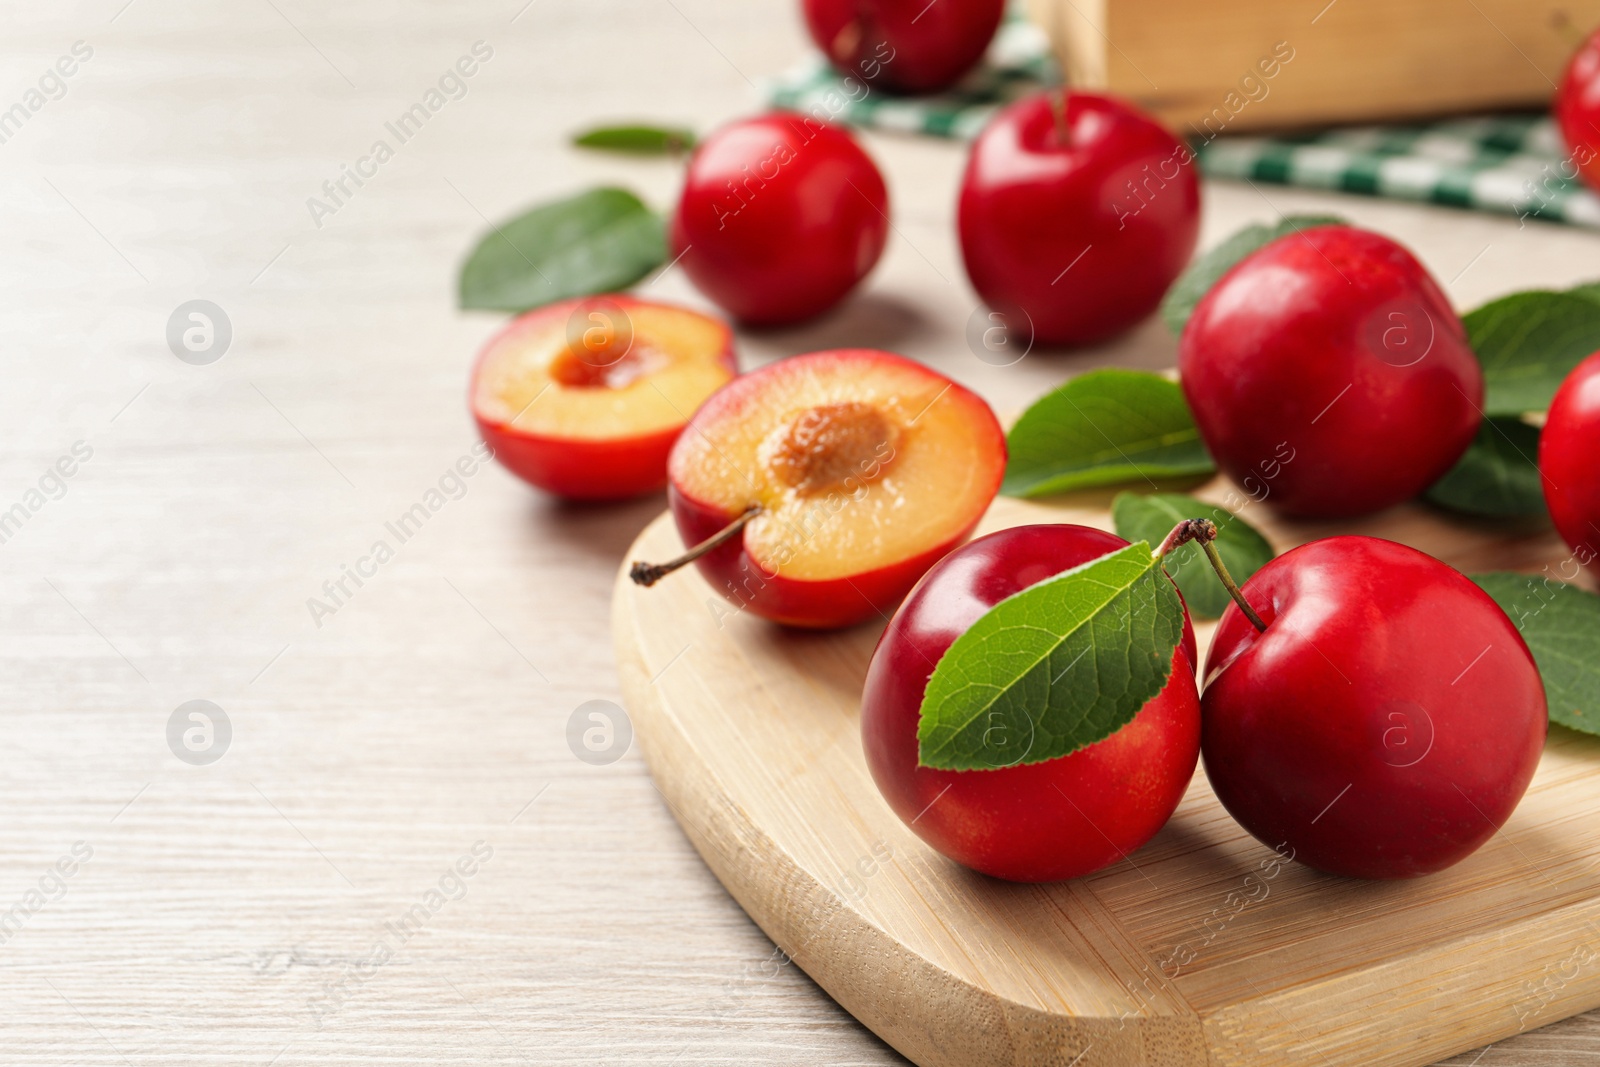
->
[660,349,1005,628]
[471,295,738,500]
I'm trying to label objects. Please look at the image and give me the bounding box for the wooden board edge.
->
[610,512,1209,1067]
[1200,893,1600,1067]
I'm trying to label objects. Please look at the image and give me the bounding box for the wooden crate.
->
[1026,0,1600,133]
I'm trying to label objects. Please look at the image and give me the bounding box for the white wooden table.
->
[3,1,1598,1063]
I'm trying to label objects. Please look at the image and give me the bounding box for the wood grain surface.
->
[4,1,1600,1064]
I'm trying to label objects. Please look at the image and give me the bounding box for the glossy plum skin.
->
[1202,537,1547,880]
[484,424,679,501]
[801,0,1006,95]
[1179,225,1483,519]
[958,91,1200,347]
[1540,350,1600,569]
[670,112,889,326]
[672,485,976,629]
[861,525,1201,883]
[1556,28,1600,192]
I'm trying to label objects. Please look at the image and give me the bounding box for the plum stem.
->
[629,505,761,587]
[1154,518,1268,633]
[1050,88,1070,146]
[1153,518,1206,558]
[1199,538,1269,633]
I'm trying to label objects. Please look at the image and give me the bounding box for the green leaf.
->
[1160,215,1346,335]
[1473,573,1600,735]
[458,186,667,313]
[1464,290,1600,416]
[916,542,1185,771]
[1111,493,1274,619]
[1569,281,1600,306]
[1002,370,1214,497]
[1423,418,1546,518]
[573,124,695,155]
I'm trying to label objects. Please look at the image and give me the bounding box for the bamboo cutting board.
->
[611,484,1600,1067]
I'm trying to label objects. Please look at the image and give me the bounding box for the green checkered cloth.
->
[1200,117,1600,228]
[765,17,1600,229]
